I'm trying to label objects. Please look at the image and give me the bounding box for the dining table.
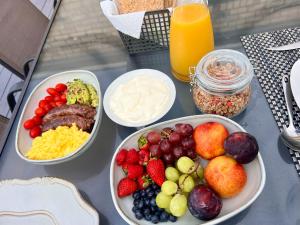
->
[0,0,300,224]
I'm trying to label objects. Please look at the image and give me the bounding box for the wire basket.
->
[118,9,171,55]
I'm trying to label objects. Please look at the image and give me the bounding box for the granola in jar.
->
[191,49,254,118]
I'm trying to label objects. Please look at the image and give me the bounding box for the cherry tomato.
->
[30,126,41,138]
[53,95,61,102]
[44,96,54,102]
[55,101,65,107]
[55,83,67,92]
[38,99,48,108]
[32,116,42,125]
[49,101,56,108]
[23,119,35,129]
[47,88,59,96]
[60,94,66,101]
[43,104,53,112]
[35,107,46,117]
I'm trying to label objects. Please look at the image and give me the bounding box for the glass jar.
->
[190,49,254,117]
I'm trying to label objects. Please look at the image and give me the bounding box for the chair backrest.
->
[0,0,49,79]
[0,115,8,140]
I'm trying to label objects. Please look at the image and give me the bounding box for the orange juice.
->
[170,3,214,82]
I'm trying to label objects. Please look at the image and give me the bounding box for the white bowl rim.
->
[103,68,176,127]
[110,114,266,225]
[15,70,102,164]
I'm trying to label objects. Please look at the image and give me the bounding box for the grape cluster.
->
[148,123,197,165]
[132,184,177,224]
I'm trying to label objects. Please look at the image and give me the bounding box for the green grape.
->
[178,174,195,193]
[170,194,187,217]
[165,206,171,214]
[162,180,178,196]
[191,164,204,180]
[165,167,180,182]
[156,192,172,209]
[177,156,195,174]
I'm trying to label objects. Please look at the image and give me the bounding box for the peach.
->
[204,155,247,198]
[193,122,229,159]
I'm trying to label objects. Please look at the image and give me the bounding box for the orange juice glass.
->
[170,1,214,82]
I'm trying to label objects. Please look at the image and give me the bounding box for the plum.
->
[224,132,258,164]
[188,185,222,221]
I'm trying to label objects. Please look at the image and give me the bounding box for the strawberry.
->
[137,174,151,190]
[138,148,150,166]
[116,148,128,166]
[127,164,144,179]
[138,135,150,151]
[122,162,130,173]
[117,178,137,198]
[126,148,139,164]
[146,159,165,186]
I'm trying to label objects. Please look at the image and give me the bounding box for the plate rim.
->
[103,68,176,127]
[290,59,300,108]
[110,114,266,225]
[15,69,103,165]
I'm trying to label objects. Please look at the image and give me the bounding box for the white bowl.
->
[110,114,266,225]
[15,70,102,165]
[103,69,176,127]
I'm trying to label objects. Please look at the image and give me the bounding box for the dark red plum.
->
[224,132,259,164]
[188,185,222,221]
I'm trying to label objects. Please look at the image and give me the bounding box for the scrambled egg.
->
[26,124,90,160]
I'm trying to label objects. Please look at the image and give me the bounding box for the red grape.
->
[149,144,162,158]
[175,123,193,137]
[147,131,161,145]
[181,136,195,150]
[173,146,185,159]
[161,127,173,139]
[186,149,197,159]
[160,139,172,154]
[169,132,181,145]
[162,153,175,165]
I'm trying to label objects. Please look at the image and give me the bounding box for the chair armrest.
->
[7,81,24,112]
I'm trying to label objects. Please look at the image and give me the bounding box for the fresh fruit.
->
[165,167,180,182]
[156,192,172,209]
[193,122,229,159]
[161,181,178,196]
[32,116,42,125]
[35,107,47,117]
[173,146,185,159]
[161,127,173,139]
[188,185,222,221]
[175,123,193,137]
[29,126,42,138]
[138,148,150,165]
[116,149,128,166]
[186,149,197,159]
[126,149,139,164]
[169,131,181,145]
[55,83,67,92]
[181,136,195,150]
[177,156,195,174]
[127,164,144,179]
[147,131,161,145]
[44,96,54,102]
[23,119,36,130]
[117,177,137,198]
[178,174,195,193]
[53,95,61,102]
[204,155,247,198]
[170,194,187,217]
[55,101,65,107]
[60,94,67,102]
[38,99,49,108]
[138,135,150,151]
[149,144,162,158]
[160,139,172,154]
[122,162,130,173]
[147,159,165,186]
[192,164,204,180]
[137,174,151,189]
[47,87,59,96]
[224,132,259,164]
[162,153,175,165]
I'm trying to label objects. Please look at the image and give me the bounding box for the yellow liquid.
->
[170,3,214,82]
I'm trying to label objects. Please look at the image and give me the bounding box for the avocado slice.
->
[67,79,91,105]
[86,84,99,107]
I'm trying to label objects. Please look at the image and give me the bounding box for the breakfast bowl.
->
[103,69,176,127]
[15,70,102,165]
[110,114,266,225]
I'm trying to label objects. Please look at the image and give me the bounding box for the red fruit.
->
[117,178,137,198]
[137,174,151,190]
[55,101,65,107]
[35,107,46,117]
[126,149,139,164]
[60,94,67,101]
[122,162,130,173]
[53,95,61,102]
[47,88,59,96]
[23,119,35,129]
[138,135,149,151]
[55,83,67,92]
[29,126,41,138]
[146,159,165,186]
[116,149,128,166]
[49,101,56,108]
[32,116,42,125]
[38,99,48,108]
[138,149,150,165]
[42,103,53,112]
[147,131,161,145]
[127,164,144,179]
[44,96,54,102]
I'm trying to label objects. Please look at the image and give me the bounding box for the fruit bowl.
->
[110,114,266,225]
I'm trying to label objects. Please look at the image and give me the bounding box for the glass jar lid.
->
[194,49,254,94]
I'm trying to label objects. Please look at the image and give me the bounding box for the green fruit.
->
[156,192,172,209]
[165,167,180,182]
[170,194,187,217]
[162,180,178,196]
[178,174,195,193]
[191,164,204,180]
[177,156,195,174]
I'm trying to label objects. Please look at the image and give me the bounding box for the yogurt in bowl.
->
[104,69,176,127]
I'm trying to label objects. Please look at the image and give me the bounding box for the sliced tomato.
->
[32,116,42,125]
[55,101,65,107]
[55,83,67,92]
[30,126,41,138]
[35,107,46,117]
[47,88,59,96]
[44,96,54,102]
[23,119,35,129]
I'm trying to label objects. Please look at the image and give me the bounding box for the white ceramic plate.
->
[110,114,266,225]
[0,177,99,225]
[15,70,102,165]
[103,69,176,127]
[290,59,300,108]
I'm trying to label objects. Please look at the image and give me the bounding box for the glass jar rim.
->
[194,49,254,94]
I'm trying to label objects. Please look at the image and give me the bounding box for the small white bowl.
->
[15,70,102,165]
[110,114,266,225]
[103,69,176,127]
